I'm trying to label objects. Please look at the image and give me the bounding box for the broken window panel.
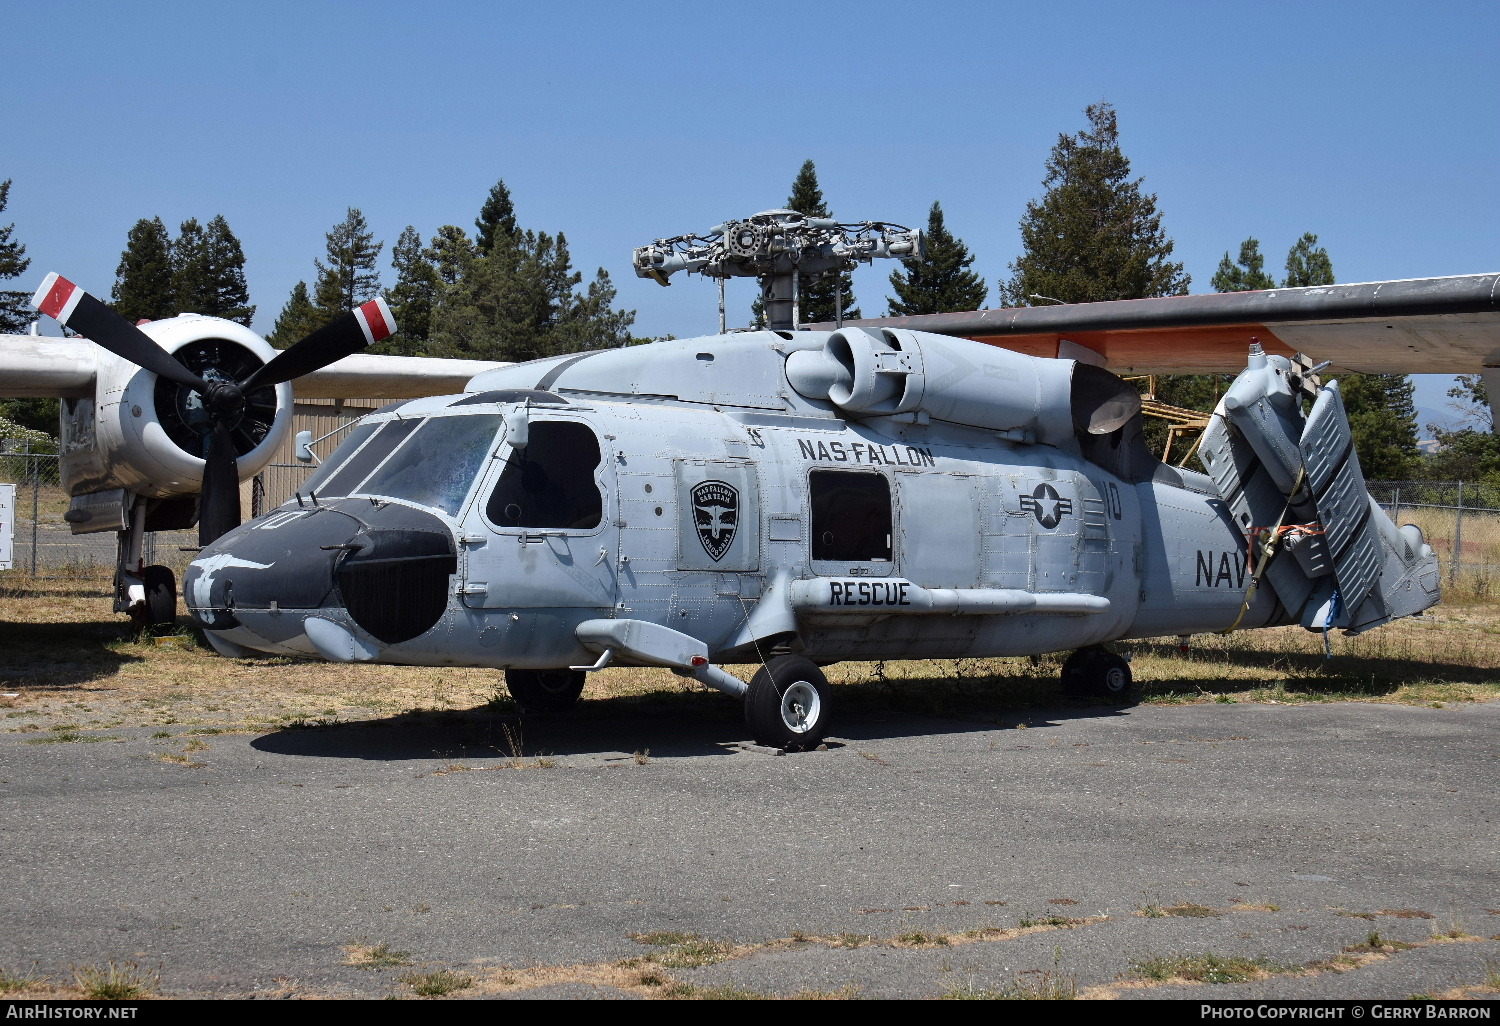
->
[486,421,603,530]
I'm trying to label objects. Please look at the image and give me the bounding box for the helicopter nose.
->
[184,499,457,653]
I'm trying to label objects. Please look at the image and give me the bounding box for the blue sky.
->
[6,0,1497,426]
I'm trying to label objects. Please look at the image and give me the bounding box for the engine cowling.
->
[784,327,1139,446]
[61,314,292,498]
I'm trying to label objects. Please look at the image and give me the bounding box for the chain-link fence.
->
[1369,481,1500,584]
[0,447,316,580]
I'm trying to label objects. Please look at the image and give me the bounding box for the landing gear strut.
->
[1061,646,1134,699]
[118,498,177,633]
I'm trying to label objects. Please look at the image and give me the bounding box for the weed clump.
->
[1128,952,1293,984]
[401,970,473,996]
[73,961,157,999]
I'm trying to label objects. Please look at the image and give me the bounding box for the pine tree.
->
[313,208,383,315]
[886,201,987,315]
[0,180,30,333]
[1339,372,1420,480]
[170,217,212,314]
[200,215,254,325]
[999,102,1189,306]
[430,229,634,362]
[382,225,441,355]
[111,217,175,323]
[1283,233,1335,288]
[266,281,326,348]
[1210,238,1276,293]
[424,225,475,288]
[474,179,519,256]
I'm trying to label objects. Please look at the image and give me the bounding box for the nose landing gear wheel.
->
[745,655,832,751]
[505,668,586,712]
[1061,646,1134,699]
[129,565,177,634]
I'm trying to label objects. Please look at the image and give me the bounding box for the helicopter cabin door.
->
[896,470,980,588]
[461,417,619,613]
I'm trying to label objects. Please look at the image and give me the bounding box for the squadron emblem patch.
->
[692,480,739,562]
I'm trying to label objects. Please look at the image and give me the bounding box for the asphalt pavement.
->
[1,697,1496,999]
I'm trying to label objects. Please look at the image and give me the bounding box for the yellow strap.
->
[1220,467,1308,634]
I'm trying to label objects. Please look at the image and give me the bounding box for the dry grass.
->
[0,573,1495,738]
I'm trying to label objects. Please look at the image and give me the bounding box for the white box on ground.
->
[0,483,13,570]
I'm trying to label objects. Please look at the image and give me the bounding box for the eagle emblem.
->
[692,480,739,561]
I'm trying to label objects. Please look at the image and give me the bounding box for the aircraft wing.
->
[0,335,97,397]
[827,273,1500,380]
[0,334,508,400]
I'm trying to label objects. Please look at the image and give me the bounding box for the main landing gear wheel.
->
[505,668,586,712]
[130,565,177,634]
[745,655,832,751]
[1061,646,1134,699]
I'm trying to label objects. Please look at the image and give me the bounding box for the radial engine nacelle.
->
[62,315,292,499]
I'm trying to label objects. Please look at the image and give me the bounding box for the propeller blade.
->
[198,421,242,546]
[240,297,396,392]
[31,273,209,391]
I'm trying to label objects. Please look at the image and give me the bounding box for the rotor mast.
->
[632,210,924,332]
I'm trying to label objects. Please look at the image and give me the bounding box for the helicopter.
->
[13,213,1496,748]
[146,210,1496,750]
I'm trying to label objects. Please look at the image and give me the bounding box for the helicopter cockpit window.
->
[357,414,504,516]
[303,419,418,498]
[486,421,603,530]
[297,421,378,497]
[810,470,892,561]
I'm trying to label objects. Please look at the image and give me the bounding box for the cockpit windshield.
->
[298,414,504,516]
[360,414,502,514]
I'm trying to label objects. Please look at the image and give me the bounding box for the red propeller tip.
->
[355,297,396,345]
[32,273,82,323]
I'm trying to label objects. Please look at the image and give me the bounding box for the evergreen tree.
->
[553,266,636,353]
[382,225,441,355]
[474,179,519,255]
[0,179,30,333]
[1283,232,1335,288]
[424,225,475,288]
[886,201,987,315]
[430,229,633,362]
[200,214,254,325]
[313,208,383,315]
[428,238,552,364]
[169,217,212,314]
[999,102,1189,306]
[1210,238,1276,293]
[1445,374,1491,429]
[266,281,326,348]
[111,217,175,323]
[1338,372,1420,480]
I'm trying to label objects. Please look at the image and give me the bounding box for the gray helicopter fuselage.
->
[185,330,1278,671]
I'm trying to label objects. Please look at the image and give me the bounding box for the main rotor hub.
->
[632,210,924,330]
